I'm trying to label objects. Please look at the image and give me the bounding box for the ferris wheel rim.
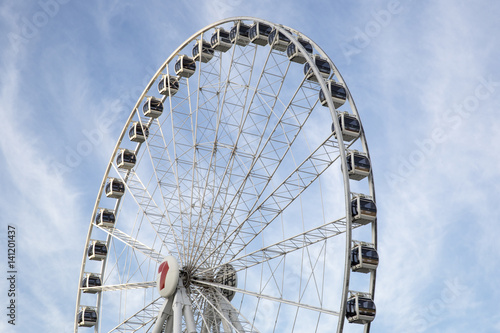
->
[74,16,377,333]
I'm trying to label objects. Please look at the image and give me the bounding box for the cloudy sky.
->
[1,0,499,332]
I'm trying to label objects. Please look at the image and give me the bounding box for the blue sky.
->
[1,0,499,332]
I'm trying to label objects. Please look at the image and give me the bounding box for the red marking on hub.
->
[158,261,169,291]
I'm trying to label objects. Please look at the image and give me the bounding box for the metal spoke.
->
[193,279,340,317]
[96,226,163,263]
[107,297,163,332]
[82,281,156,293]
[200,133,340,267]
[206,217,350,273]
[192,57,320,270]
[194,286,260,333]
[114,165,181,256]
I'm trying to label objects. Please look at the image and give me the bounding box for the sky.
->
[1,0,500,332]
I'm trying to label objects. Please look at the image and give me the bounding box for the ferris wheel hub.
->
[180,264,197,290]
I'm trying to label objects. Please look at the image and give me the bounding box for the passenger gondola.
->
[304,55,331,82]
[95,208,116,227]
[230,22,251,46]
[332,112,360,142]
[87,240,107,261]
[142,97,163,118]
[346,151,371,180]
[268,28,291,52]
[210,28,232,52]
[158,74,179,96]
[249,22,273,45]
[192,40,214,63]
[351,243,379,273]
[116,149,136,170]
[351,194,377,224]
[81,273,102,293]
[105,178,125,199]
[338,112,360,141]
[128,122,149,143]
[346,293,376,324]
[287,38,313,64]
[78,307,98,327]
[319,80,347,109]
[175,55,196,78]
[215,264,238,301]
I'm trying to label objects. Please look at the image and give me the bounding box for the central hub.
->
[176,263,238,302]
[180,264,195,290]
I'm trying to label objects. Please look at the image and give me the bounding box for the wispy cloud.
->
[0,54,84,332]
[0,3,127,331]
[360,1,500,332]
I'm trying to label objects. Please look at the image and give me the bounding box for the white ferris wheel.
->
[74,16,378,333]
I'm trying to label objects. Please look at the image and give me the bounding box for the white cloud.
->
[360,2,500,332]
[0,57,85,333]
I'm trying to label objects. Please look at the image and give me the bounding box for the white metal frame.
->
[74,17,377,333]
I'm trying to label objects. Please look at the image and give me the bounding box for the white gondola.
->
[175,55,196,78]
[87,240,107,261]
[346,293,376,324]
[351,243,379,273]
[116,149,136,169]
[304,55,331,82]
[268,28,291,51]
[192,39,214,63]
[319,80,347,109]
[249,22,273,45]
[95,208,116,227]
[105,178,125,199]
[332,112,360,142]
[157,74,179,96]
[77,306,98,327]
[142,96,163,118]
[210,28,232,52]
[351,194,376,224]
[346,150,371,181]
[230,21,251,46]
[215,264,237,301]
[81,273,102,293]
[128,122,149,143]
[286,38,313,64]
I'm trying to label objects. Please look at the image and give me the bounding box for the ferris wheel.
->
[74,17,378,333]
